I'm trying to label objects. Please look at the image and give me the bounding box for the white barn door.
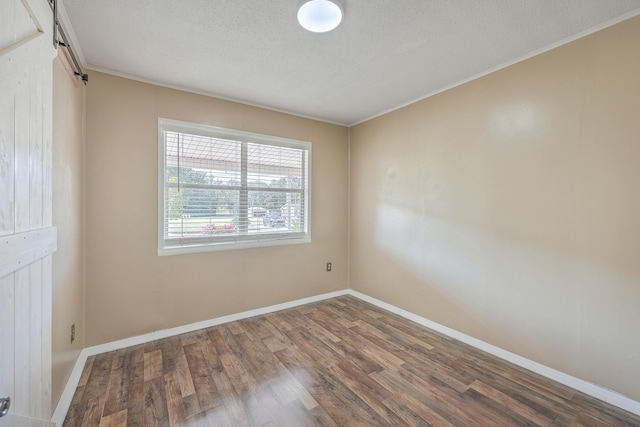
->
[0,0,57,425]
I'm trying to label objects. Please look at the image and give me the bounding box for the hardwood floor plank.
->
[144,340,161,354]
[308,324,358,358]
[62,297,640,427]
[234,329,280,381]
[268,357,319,410]
[227,321,245,336]
[285,326,344,367]
[235,328,315,410]
[83,352,116,401]
[461,386,542,427]
[179,330,202,347]
[346,304,436,354]
[98,409,127,427]
[572,411,625,427]
[346,349,384,374]
[569,393,640,427]
[78,356,96,387]
[143,377,169,427]
[241,316,275,340]
[352,315,443,361]
[549,413,579,427]
[164,372,187,426]
[372,364,499,427]
[381,397,434,427]
[264,311,295,332]
[402,346,476,387]
[312,366,392,427]
[374,310,441,347]
[261,316,299,350]
[126,355,144,427]
[72,352,115,427]
[463,350,577,401]
[358,344,405,368]
[62,384,85,427]
[470,379,554,426]
[407,365,525,427]
[79,396,105,427]
[353,318,465,382]
[159,337,182,376]
[275,346,391,427]
[261,335,288,353]
[305,405,341,427]
[210,326,256,396]
[402,359,469,394]
[102,349,135,417]
[334,359,410,426]
[101,367,128,418]
[203,333,250,425]
[309,306,373,349]
[183,341,222,411]
[156,336,198,412]
[338,297,456,351]
[351,322,416,360]
[183,393,202,419]
[144,349,163,382]
[275,308,310,330]
[198,329,224,374]
[451,356,578,420]
[210,370,249,425]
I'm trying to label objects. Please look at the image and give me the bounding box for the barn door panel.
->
[0,0,57,425]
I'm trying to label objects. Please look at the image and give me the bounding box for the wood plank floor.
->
[63,296,640,426]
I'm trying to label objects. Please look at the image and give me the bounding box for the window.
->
[158,119,311,255]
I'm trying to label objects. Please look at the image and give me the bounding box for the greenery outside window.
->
[158,118,311,255]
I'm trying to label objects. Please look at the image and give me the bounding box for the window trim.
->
[157,118,312,256]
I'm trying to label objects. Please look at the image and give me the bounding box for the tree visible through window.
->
[158,119,311,255]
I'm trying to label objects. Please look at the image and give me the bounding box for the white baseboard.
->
[347,290,640,417]
[51,289,350,426]
[51,288,640,425]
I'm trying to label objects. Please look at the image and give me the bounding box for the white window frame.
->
[158,118,311,256]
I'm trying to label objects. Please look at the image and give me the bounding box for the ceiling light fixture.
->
[297,0,343,33]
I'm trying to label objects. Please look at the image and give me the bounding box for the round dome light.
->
[297,0,343,33]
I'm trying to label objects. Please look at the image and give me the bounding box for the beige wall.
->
[350,16,640,401]
[52,56,85,407]
[84,72,349,345]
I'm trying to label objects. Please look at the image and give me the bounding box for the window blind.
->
[158,119,311,255]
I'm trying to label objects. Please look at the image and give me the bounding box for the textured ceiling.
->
[61,0,640,126]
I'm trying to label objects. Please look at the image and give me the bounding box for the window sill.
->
[158,235,311,256]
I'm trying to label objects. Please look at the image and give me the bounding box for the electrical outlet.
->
[71,323,75,344]
[326,262,332,272]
